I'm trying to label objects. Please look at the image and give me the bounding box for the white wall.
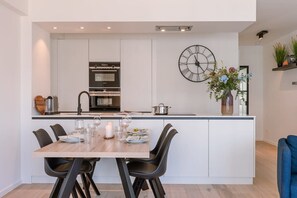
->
[32,24,51,114]
[0,0,28,15]
[0,4,21,196]
[29,0,255,22]
[263,30,297,145]
[49,33,239,115]
[239,46,263,140]
[154,33,239,115]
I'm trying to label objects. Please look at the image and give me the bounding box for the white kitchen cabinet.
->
[30,116,255,184]
[164,120,209,180]
[120,39,152,112]
[89,39,120,62]
[57,39,89,111]
[209,119,255,178]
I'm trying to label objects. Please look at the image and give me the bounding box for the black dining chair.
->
[135,123,173,163]
[127,128,178,198]
[127,123,173,193]
[33,128,93,198]
[50,124,101,197]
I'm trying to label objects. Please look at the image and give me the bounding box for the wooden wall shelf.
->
[272,64,297,71]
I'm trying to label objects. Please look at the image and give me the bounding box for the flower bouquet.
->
[206,64,251,115]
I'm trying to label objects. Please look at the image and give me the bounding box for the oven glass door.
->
[89,70,120,88]
[90,95,120,112]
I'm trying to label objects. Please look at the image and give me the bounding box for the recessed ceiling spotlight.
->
[256,30,268,40]
[53,26,58,30]
[107,26,111,30]
[155,26,192,32]
[80,26,85,30]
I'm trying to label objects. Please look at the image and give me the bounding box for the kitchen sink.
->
[59,112,119,116]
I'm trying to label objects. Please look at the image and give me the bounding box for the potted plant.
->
[273,42,288,67]
[206,64,251,115]
[291,37,297,63]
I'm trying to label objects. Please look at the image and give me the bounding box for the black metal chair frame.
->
[50,124,100,197]
[33,128,93,198]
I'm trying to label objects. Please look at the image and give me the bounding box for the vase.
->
[221,91,233,115]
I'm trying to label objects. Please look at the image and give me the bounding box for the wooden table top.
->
[33,132,150,159]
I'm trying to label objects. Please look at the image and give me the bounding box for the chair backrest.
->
[50,124,67,140]
[33,129,68,177]
[33,128,53,147]
[151,123,173,155]
[277,138,292,198]
[151,128,178,177]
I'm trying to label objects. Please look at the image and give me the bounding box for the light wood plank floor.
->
[3,141,278,198]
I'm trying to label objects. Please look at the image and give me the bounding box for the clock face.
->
[178,45,216,82]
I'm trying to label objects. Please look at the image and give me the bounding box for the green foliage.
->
[206,64,251,101]
[291,37,297,60]
[273,42,288,66]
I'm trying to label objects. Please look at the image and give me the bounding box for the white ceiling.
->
[239,0,297,45]
[35,0,297,46]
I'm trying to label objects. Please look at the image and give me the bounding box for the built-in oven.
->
[89,90,120,112]
[89,62,120,89]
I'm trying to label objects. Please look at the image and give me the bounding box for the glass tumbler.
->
[75,119,84,134]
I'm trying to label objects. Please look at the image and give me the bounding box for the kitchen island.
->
[31,113,255,184]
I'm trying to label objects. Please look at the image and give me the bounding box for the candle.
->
[105,122,113,138]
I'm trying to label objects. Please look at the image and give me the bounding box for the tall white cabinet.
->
[57,39,89,111]
[120,39,152,112]
[89,39,120,61]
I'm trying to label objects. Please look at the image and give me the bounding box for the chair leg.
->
[133,177,146,197]
[156,177,165,195]
[71,187,78,198]
[81,174,91,198]
[141,179,149,191]
[75,181,86,198]
[85,160,100,196]
[50,178,63,198]
[149,178,164,198]
[86,172,100,195]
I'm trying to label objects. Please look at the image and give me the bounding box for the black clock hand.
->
[194,55,199,66]
[198,65,206,72]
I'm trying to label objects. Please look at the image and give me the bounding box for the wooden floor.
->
[3,141,279,198]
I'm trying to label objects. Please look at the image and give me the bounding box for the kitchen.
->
[29,26,256,188]
[34,33,240,115]
[4,0,291,197]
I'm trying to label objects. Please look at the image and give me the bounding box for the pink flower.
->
[229,67,236,73]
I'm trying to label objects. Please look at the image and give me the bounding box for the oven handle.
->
[90,93,121,97]
[91,70,118,72]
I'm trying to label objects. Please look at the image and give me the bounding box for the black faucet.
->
[77,91,90,115]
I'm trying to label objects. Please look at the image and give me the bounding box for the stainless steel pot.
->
[152,103,171,115]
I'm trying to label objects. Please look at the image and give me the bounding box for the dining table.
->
[33,130,150,198]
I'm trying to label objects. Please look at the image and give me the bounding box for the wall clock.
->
[178,44,216,82]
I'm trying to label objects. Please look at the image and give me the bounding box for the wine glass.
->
[75,119,84,132]
[120,114,132,133]
[93,116,101,133]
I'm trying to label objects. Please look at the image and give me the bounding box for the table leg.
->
[116,158,136,198]
[58,158,83,198]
